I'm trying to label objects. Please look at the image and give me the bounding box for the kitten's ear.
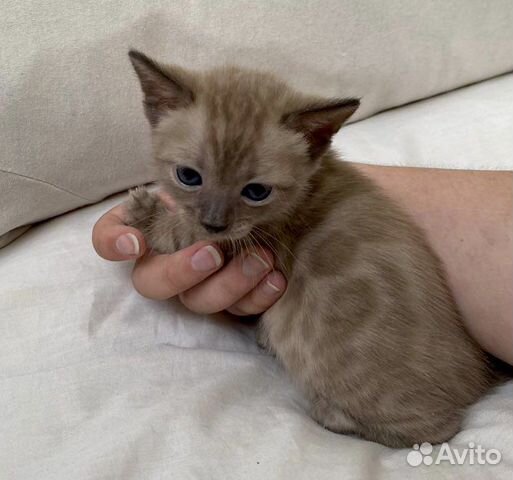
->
[128,49,195,126]
[283,98,359,159]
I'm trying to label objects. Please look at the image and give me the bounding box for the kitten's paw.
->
[256,326,273,353]
[310,398,358,435]
[125,187,159,228]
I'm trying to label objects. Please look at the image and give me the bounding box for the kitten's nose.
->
[201,222,228,234]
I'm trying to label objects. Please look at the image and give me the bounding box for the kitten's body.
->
[257,157,489,447]
[126,50,492,447]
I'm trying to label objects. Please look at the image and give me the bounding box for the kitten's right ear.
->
[128,49,195,127]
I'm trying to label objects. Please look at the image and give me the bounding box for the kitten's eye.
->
[176,166,202,188]
[241,183,273,204]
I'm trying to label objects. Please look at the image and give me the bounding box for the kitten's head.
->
[129,50,358,241]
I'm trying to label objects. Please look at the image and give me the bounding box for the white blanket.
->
[1,76,512,479]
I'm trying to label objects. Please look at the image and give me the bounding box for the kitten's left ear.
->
[283,98,360,159]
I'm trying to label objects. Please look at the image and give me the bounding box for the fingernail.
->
[262,272,283,295]
[191,245,222,272]
[263,279,282,295]
[116,233,140,256]
[242,253,270,277]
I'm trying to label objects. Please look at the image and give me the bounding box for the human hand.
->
[91,196,287,315]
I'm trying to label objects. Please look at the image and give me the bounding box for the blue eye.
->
[176,166,202,187]
[241,183,272,203]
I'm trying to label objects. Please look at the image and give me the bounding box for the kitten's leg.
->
[310,397,462,448]
[125,187,160,231]
[359,411,463,448]
[255,322,274,353]
[310,396,359,435]
[125,187,176,253]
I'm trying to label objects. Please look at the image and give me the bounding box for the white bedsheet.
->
[1,76,512,479]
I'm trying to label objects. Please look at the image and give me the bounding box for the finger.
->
[92,204,147,261]
[179,248,274,314]
[131,242,223,300]
[227,271,286,316]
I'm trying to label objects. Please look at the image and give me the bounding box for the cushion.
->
[2,0,513,245]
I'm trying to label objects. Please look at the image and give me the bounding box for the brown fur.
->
[126,50,492,448]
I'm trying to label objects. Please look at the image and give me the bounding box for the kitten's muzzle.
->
[201,222,228,234]
[199,195,231,234]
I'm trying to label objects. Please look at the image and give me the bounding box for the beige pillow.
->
[2,0,512,245]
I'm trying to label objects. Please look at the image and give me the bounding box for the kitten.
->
[125,49,492,448]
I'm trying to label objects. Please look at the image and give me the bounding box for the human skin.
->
[92,167,512,364]
[91,192,288,316]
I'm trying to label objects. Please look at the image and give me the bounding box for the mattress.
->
[1,75,512,479]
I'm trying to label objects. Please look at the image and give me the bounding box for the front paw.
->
[256,325,273,353]
[125,187,159,229]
